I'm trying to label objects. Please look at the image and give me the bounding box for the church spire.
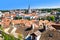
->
[28,0,31,14]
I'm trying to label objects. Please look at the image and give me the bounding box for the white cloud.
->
[31,6,60,9]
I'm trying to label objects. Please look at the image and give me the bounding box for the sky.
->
[0,0,60,10]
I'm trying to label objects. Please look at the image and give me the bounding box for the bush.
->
[14,16,22,20]
[46,16,55,21]
[18,34,23,40]
[26,17,30,20]
[0,25,4,31]
[2,32,21,40]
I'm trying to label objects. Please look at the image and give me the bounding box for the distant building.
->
[0,11,3,17]
[51,10,58,15]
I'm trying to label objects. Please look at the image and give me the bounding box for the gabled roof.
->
[34,31,41,36]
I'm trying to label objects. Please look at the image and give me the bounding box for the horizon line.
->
[0,6,60,10]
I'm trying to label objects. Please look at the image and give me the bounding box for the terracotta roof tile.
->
[2,18,11,28]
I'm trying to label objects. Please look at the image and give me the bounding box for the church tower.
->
[28,0,31,14]
[28,4,31,14]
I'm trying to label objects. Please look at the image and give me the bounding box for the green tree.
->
[50,16,55,21]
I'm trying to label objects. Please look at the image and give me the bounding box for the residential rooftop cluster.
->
[0,9,60,40]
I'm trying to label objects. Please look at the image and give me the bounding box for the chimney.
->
[32,24,35,30]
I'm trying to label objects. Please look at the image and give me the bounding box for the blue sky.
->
[0,0,60,10]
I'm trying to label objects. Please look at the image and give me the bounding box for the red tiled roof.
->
[11,19,26,25]
[2,18,11,28]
